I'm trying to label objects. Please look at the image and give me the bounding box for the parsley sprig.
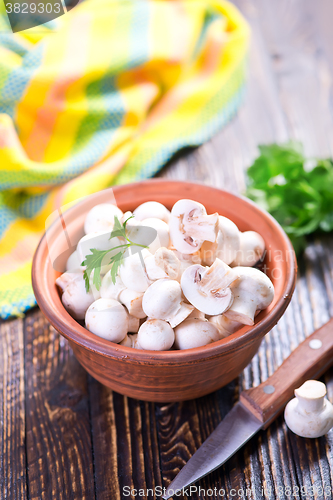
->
[245,142,333,254]
[82,215,147,292]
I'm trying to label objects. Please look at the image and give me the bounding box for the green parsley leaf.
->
[82,215,148,292]
[245,142,333,254]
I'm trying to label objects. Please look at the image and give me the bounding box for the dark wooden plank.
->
[89,376,163,500]
[24,310,95,500]
[0,318,27,500]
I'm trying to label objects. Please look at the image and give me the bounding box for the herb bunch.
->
[245,142,333,254]
[82,215,147,292]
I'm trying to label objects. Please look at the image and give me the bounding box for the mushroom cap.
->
[142,279,182,320]
[208,314,242,338]
[85,298,128,343]
[181,259,239,315]
[119,250,152,292]
[119,334,132,347]
[65,250,82,272]
[140,218,170,253]
[137,319,175,351]
[174,319,220,350]
[84,203,123,234]
[232,231,265,267]
[169,199,219,254]
[133,201,170,223]
[57,271,95,320]
[224,267,274,325]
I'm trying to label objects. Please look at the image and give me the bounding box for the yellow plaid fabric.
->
[0,0,249,318]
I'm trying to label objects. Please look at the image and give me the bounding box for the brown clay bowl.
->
[32,180,297,402]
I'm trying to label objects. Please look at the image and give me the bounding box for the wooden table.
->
[2,0,333,498]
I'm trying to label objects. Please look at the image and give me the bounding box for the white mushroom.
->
[133,201,170,223]
[56,270,97,319]
[171,248,201,280]
[224,267,274,326]
[208,314,242,338]
[65,250,82,271]
[200,216,240,266]
[232,231,265,267]
[119,334,133,347]
[84,203,123,234]
[137,319,175,351]
[119,249,152,292]
[284,380,333,438]
[100,272,126,300]
[118,288,146,319]
[127,313,140,333]
[174,319,220,350]
[127,218,169,254]
[144,247,180,280]
[85,298,128,342]
[169,199,219,254]
[77,231,122,275]
[142,279,194,328]
[181,258,239,315]
[187,308,206,320]
[130,333,143,349]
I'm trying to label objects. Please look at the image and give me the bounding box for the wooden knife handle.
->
[240,318,333,429]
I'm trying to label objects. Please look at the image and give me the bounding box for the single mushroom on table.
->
[181,258,239,316]
[137,319,175,351]
[85,298,128,343]
[142,279,194,328]
[200,215,240,266]
[174,318,220,350]
[169,199,219,254]
[223,266,274,326]
[284,380,333,438]
[231,230,265,267]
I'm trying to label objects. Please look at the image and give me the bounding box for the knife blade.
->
[163,318,333,499]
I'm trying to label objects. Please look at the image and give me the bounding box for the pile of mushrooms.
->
[56,198,274,351]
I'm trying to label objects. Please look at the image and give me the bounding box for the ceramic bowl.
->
[32,180,297,402]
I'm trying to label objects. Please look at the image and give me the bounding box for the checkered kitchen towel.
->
[0,0,249,318]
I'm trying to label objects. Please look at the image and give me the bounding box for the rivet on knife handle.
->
[240,318,333,429]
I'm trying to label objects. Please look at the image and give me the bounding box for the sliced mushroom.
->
[137,319,175,351]
[142,279,194,328]
[200,216,240,266]
[133,201,171,223]
[284,380,333,438]
[232,231,265,267]
[174,319,220,349]
[84,203,123,234]
[169,199,219,254]
[144,247,180,280]
[85,298,128,343]
[187,308,206,320]
[181,258,239,315]
[224,267,274,326]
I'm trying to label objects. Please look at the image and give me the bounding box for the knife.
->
[162,318,333,499]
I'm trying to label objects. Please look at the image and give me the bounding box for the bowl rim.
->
[32,179,297,364]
